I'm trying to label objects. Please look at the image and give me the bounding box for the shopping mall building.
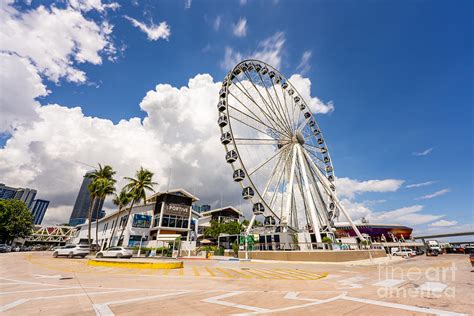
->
[72,189,242,249]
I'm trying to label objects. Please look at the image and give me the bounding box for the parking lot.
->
[0,252,472,315]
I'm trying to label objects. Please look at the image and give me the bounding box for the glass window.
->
[176,218,182,228]
[162,216,169,227]
[168,216,176,228]
[182,219,189,228]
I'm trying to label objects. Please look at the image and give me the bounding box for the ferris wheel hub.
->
[295,130,305,145]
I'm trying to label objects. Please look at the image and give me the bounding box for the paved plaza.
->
[0,252,472,315]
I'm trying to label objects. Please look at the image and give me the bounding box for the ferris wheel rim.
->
[219,59,337,227]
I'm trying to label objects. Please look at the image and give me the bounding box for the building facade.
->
[72,189,201,249]
[30,199,50,225]
[0,183,37,208]
[69,171,104,226]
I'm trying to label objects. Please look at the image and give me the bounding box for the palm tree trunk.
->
[95,197,102,250]
[87,197,95,248]
[117,200,135,247]
[109,208,121,247]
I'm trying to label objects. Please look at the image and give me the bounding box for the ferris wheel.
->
[217,59,364,242]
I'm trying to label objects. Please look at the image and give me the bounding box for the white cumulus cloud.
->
[0,2,116,83]
[124,16,171,41]
[337,177,405,199]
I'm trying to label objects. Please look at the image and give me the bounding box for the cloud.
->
[233,18,247,37]
[221,31,285,70]
[336,177,405,199]
[213,16,221,31]
[68,0,120,12]
[416,188,450,200]
[369,205,444,225]
[413,147,433,156]
[239,0,248,5]
[124,16,171,41]
[406,181,437,188]
[0,2,116,83]
[287,75,334,114]
[296,50,312,75]
[429,220,458,227]
[184,0,192,9]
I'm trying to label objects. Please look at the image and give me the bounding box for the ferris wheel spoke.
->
[233,75,289,136]
[228,104,277,133]
[229,114,284,140]
[268,148,291,210]
[233,138,288,145]
[253,71,293,135]
[248,144,289,176]
[269,79,292,133]
[261,147,289,198]
[242,71,292,136]
[305,149,328,175]
[228,90,277,130]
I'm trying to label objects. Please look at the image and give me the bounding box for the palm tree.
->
[110,188,132,247]
[86,164,116,248]
[93,178,116,249]
[117,167,157,246]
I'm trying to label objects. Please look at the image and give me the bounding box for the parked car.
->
[95,247,133,259]
[52,244,90,258]
[470,250,474,267]
[0,244,10,253]
[415,249,425,256]
[391,247,415,257]
[426,248,439,256]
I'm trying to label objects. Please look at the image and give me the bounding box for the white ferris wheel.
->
[217,59,364,242]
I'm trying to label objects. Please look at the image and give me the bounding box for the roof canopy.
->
[201,206,243,217]
[147,188,200,203]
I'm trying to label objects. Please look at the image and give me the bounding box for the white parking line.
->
[94,291,191,316]
[202,291,270,313]
[341,295,466,316]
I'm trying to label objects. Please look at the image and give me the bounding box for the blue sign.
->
[132,214,151,228]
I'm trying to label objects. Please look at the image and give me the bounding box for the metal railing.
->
[245,242,384,252]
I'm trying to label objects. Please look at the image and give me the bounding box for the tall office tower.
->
[68,171,104,226]
[30,199,50,225]
[0,183,37,209]
[14,188,37,209]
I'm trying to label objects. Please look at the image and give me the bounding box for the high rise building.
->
[68,172,104,226]
[30,199,50,225]
[0,183,37,208]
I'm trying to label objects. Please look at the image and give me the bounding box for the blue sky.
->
[0,0,472,235]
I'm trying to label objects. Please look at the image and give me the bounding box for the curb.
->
[87,259,183,269]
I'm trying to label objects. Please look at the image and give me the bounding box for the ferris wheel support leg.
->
[281,145,297,228]
[333,198,366,241]
[246,214,257,235]
[296,145,322,243]
[301,149,366,242]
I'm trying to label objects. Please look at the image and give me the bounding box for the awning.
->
[156,234,181,242]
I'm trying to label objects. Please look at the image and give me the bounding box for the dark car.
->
[470,250,474,267]
[0,244,10,253]
[415,249,425,256]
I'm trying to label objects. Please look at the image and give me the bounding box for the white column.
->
[246,214,257,235]
[281,145,297,226]
[297,145,322,243]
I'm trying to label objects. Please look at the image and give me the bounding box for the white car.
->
[95,247,133,259]
[391,248,415,257]
[53,244,90,258]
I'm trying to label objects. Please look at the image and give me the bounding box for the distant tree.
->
[0,200,34,243]
[117,167,157,246]
[86,164,116,247]
[110,188,132,246]
[204,220,242,239]
[92,178,115,248]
